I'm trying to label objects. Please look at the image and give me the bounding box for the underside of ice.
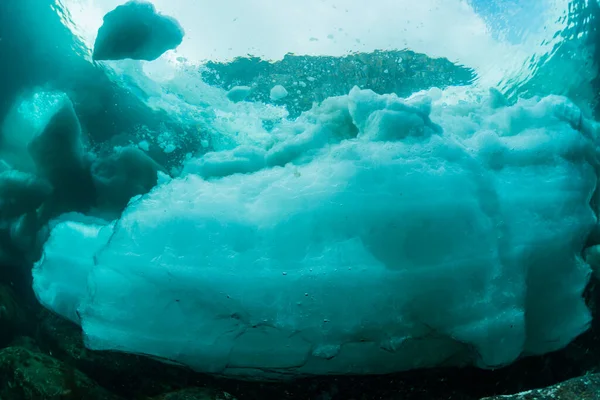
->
[92,1,184,62]
[33,86,600,380]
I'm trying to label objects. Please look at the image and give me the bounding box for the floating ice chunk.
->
[163,144,176,154]
[0,90,92,213]
[270,85,289,101]
[0,170,52,222]
[91,146,163,215]
[28,98,87,185]
[138,140,150,151]
[92,1,184,62]
[156,131,179,155]
[1,90,87,186]
[227,86,252,103]
[22,94,97,217]
[0,91,98,263]
[33,88,599,380]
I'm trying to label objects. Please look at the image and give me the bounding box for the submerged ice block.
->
[92,1,184,62]
[33,87,599,380]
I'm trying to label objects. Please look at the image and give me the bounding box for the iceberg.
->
[33,87,600,380]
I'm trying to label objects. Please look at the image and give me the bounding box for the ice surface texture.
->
[33,87,600,380]
[92,1,184,62]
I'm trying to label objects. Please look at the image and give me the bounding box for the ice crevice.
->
[32,85,600,380]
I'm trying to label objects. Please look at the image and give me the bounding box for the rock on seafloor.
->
[0,343,235,400]
[480,373,600,399]
[36,310,209,398]
[0,284,25,346]
[149,388,236,400]
[0,346,122,400]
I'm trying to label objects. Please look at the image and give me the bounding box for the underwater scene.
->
[2,0,600,399]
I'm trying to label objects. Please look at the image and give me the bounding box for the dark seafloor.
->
[3,0,600,399]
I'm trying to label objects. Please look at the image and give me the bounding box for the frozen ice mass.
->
[1,0,599,396]
[92,1,184,61]
[31,85,600,379]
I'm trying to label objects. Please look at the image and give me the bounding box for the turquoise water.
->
[2,1,600,399]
